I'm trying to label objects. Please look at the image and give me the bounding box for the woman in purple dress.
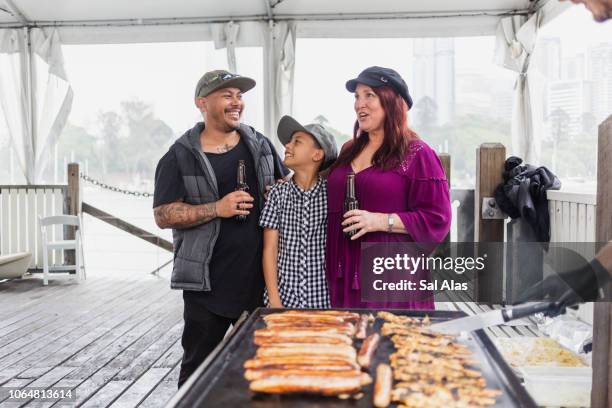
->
[326,66,452,309]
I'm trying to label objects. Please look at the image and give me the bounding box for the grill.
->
[168,308,537,408]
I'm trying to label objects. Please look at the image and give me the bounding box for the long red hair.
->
[333,85,418,171]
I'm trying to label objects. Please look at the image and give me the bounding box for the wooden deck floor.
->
[0,270,546,408]
[0,270,183,408]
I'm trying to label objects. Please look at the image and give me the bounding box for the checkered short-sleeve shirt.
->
[259,178,331,308]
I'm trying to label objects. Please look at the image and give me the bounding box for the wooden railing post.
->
[474,143,505,303]
[64,163,80,265]
[439,153,451,189]
[433,153,451,258]
[439,153,451,252]
[81,202,173,252]
[592,114,612,408]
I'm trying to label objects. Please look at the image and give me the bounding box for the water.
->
[81,187,173,279]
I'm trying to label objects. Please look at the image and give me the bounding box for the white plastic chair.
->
[39,215,86,285]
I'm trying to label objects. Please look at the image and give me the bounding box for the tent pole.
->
[17,27,35,184]
[262,0,273,21]
[27,27,36,183]
[22,26,36,184]
[263,19,275,144]
[3,0,28,24]
[0,9,533,29]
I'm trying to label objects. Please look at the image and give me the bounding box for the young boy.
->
[259,115,338,308]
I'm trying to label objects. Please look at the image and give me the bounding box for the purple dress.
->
[326,139,452,309]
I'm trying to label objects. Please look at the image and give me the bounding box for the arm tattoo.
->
[154,201,217,229]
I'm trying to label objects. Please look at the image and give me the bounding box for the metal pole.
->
[19,27,34,183]
[29,28,36,176]
[0,9,532,30]
[150,258,173,276]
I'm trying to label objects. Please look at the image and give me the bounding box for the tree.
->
[555,130,597,179]
[548,107,570,171]
[549,107,570,143]
[313,115,329,125]
[119,99,174,178]
[97,111,124,174]
[424,114,511,187]
[414,96,438,133]
[581,112,597,135]
[55,98,175,184]
[56,123,100,176]
[311,114,351,146]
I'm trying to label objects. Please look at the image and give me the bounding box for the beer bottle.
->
[235,160,248,222]
[343,172,359,238]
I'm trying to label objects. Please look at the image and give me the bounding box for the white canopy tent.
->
[0,0,571,183]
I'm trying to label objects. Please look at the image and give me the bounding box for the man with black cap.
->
[153,70,288,388]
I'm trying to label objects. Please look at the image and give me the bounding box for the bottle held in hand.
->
[236,160,248,222]
[343,172,359,238]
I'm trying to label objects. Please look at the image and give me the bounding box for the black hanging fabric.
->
[494,156,561,242]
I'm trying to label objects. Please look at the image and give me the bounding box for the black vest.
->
[169,122,286,291]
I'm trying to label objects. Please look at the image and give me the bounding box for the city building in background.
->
[535,37,562,80]
[548,80,594,138]
[536,40,610,144]
[589,43,612,125]
[412,38,456,128]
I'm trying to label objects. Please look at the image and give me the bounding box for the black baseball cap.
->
[345,66,413,109]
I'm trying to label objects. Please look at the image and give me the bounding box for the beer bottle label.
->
[236,160,248,222]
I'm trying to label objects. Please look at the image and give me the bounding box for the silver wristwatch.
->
[387,214,394,233]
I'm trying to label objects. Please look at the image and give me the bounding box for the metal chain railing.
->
[79,172,153,198]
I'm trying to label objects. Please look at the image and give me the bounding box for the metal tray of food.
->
[167,308,537,407]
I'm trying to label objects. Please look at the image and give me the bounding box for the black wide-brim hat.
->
[346,66,413,109]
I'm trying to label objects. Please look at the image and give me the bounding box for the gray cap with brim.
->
[195,69,256,98]
[277,115,338,171]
